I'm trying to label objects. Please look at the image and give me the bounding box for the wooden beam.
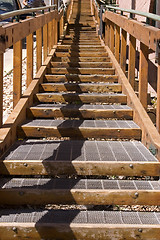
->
[43,23,48,62]
[13,40,22,108]
[115,25,120,62]
[110,22,114,53]
[36,27,42,72]
[48,21,52,53]
[27,33,33,87]
[139,42,148,110]
[156,52,160,132]
[0,53,3,127]
[128,34,136,89]
[120,29,127,73]
[105,20,110,47]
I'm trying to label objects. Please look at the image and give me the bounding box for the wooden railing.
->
[0,2,71,128]
[92,0,160,159]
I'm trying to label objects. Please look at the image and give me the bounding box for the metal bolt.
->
[12,227,17,232]
[135,192,139,198]
[37,128,40,131]
[113,110,116,114]
[118,129,120,132]
[23,163,28,167]
[129,164,133,169]
[138,229,143,233]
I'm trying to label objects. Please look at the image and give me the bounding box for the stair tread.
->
[20,119,140,129]
[0,209,159,225]
[1,178,160,190]
[2,140,156,162]
[37,92,125,96]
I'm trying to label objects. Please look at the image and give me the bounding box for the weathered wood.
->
[0,160,159,176]
[120,29,127,74]
[139,42,148,110]
[105,20,110,46]
[128,35,136,89]
[43,23,48,62]
[52,57,111,62]
[36,28,42,72]
[28,107,133,120]
[13,40,22,108]
[110,21,114,53]
[156,53,160,132]
[36,92,127,104]
[27,33,33,87]
[48,68,115,75]
[115,25,120,62]
[0,53,3,127]
[50,62,112,68]
[48,21,52,53]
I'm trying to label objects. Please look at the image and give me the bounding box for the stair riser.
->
[48,68,115,75]
[0,190,159,206]
[45,75,118,83]
[50,62,112,68]
[52,57,111,62]
[57,46,104,50]
[27,109,133,120]
[54,52,108,57]
[36,94,126,104]
[0,161,159,176]
[17,127,141,140]
[40,84,121,93]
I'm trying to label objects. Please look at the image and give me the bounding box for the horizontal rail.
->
[0,5,56,21]
[104,5,160,23]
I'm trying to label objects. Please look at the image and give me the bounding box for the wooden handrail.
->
[0,2,71,128]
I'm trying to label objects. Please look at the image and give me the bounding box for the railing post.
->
[13,40,22,108]
[120,29,127,73]
[43,23,48,62]
[27,33,33,87]
[0,53,3,127]
[156,52,160,132]
[110,21,114,53]
[139,42,148,110]
[105,20,110,47]
[128,34,136,89]
[115,25,120,62]
[48,20,53,53]
[36,28,42,72]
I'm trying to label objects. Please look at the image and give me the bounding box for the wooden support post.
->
[120,29,127,73]
[48,21,52,53]
[13,40,22,108]
[54,19,58,45]
[115,25,120,62]
[43,23,48,62]
[27,33,33,87]
[128,34,136,89]
[139,42,148,110]
[156,53,160,132]
[105,20,110,47]
[36,28,42,72]
[0,53,3,127]
[52,18,55,46]
[110,22,114,54]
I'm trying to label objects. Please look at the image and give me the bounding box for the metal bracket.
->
[149,144,157,156]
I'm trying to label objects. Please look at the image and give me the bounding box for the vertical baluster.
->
[156,52,160,132]
[54,19,58,45]
[128,35,136,89]
[110,21,114,54]
[13,40,22,108]
[120,29,127,73]
[105,20,110,47]
[139,42,148,110]
[52,18,55,46]
[115,25,120,62]
[36,27,42,72]
[27,33,33,87]
[48,20,52,53]
[0,53,3,127]
[43,23,48,62]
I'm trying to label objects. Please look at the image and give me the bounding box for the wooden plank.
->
[139,42,148,110]
[13,40,22,108]
[128,34,136,89]
[0,160,159,176]
[18,126,141,140]
[52,18,56,46]
[0,188,160,206]
[105,20,110,46]
[36,28,42,72]
[110,22,114,53]
[48,68,115,75]
[115,25,120,62]
[52,57,111,62]
[156,53,160,132]
[54,19,58,45]
[28,107,133,120]
[43,23,48,62]
[48,21,52,53]
[36,93,127,104]
[50,62,112,68]
[120,29,127,74]
[27,33,33,87]
[0,53,3,127]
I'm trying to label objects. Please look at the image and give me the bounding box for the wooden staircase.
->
[0,0,160,239]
